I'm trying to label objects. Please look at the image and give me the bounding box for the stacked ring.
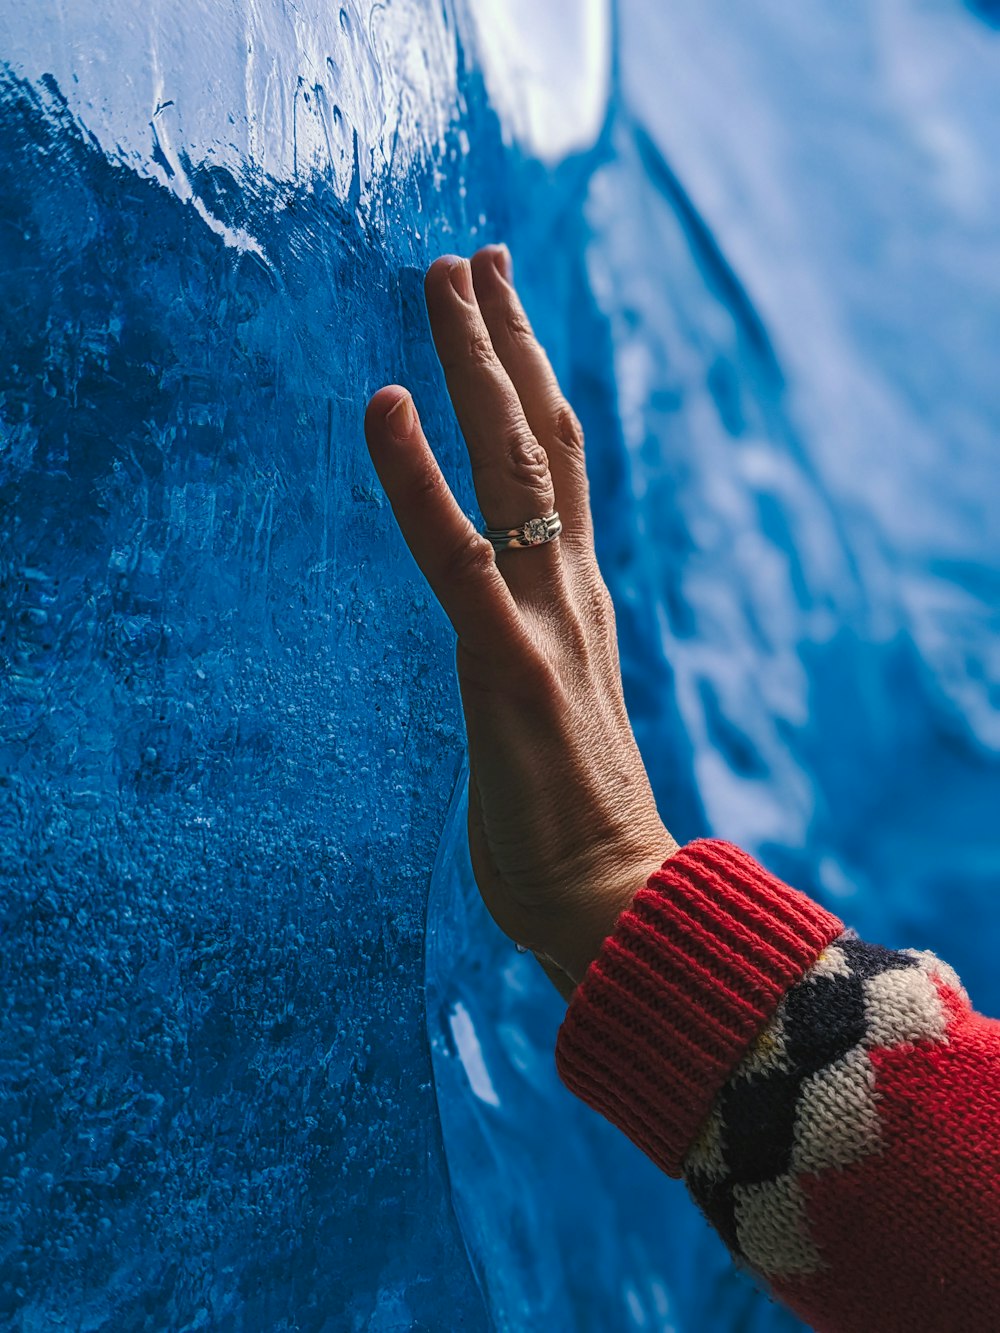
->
[482,510,562,552]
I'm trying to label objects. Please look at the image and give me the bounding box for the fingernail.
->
[493,245,512,282]
[448,257,474,302]
[386,393,415,440]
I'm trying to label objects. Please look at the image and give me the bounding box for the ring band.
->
[482,510,562,552]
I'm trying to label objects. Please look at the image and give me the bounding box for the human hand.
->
[364,247,678,996]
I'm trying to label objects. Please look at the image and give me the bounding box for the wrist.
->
[547,833,680,985]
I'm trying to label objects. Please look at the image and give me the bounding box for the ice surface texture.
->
[1,1,998,1330]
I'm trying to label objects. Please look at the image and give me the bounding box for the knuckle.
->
[505,430,551,491]
[444,532,496,588]
[551,403,585,456]
[439,330,497,377]
[466,330,498,372]
[503,306,534,346]
[410,463,447,506]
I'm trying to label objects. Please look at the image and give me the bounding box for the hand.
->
[364,247,678,997]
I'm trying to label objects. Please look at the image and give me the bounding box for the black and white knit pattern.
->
[682,932,965,1281]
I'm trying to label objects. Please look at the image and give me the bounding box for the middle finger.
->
[425,255,562,599]
[470,245,593,555]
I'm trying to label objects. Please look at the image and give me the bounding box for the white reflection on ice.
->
[449,1000,501,1107]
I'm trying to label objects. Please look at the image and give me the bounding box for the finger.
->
[470,245,593,554]
[424,255,562,600]
[364,385,521,648]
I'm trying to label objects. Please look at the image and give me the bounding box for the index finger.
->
[364,385,524,650]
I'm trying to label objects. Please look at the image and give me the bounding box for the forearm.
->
[555,839,1000,1332]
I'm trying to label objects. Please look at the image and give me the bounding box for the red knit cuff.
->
[554,838,844,1178]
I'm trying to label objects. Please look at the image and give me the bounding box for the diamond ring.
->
[482,510,562,552]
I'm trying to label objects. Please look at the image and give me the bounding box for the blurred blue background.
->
[1,1,998,1329]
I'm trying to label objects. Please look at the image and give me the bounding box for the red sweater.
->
[555,839,1000,1332]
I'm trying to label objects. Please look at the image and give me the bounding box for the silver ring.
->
[482,510,562,552]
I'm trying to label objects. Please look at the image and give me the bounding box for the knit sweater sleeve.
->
[554,838,1000,1333]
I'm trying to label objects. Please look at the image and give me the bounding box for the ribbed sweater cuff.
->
[554,838,844,1178]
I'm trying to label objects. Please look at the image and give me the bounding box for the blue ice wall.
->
[2,2,999,1331]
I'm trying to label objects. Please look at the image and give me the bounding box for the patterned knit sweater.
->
[555,839,1000,1333]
